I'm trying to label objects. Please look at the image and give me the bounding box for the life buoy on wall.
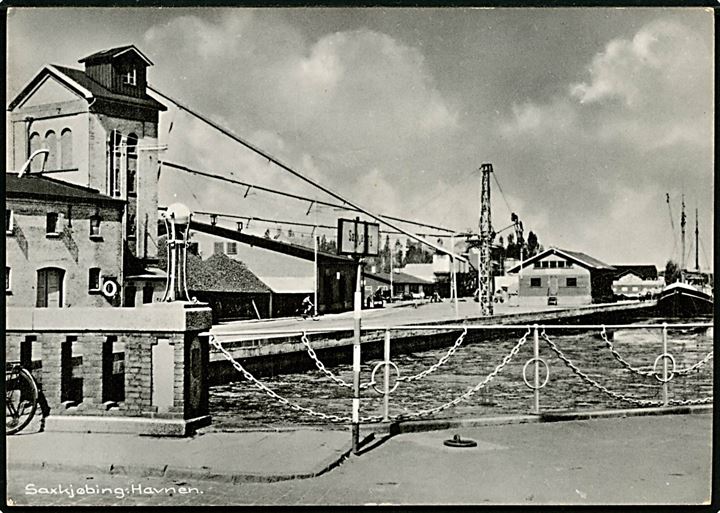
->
[101,278,119,299]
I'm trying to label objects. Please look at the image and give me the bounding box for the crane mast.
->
[478,163,494,316]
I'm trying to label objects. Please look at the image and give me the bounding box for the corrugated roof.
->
[78,45,153,66]
[507,247,615,273]
[5,173,125,205]
[367,271,433,285]
[260,276,313,294]
[54,65,166,111]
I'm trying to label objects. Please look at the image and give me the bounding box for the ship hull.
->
[656,284,713,318]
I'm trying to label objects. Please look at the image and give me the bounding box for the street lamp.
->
[161,203,193,302]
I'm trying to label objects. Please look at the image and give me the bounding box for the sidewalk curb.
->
[8,433,375,484]
[374,404,712,435]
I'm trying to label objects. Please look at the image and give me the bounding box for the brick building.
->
[7,45,167,306]
[507,248,616,306]
[6,173,125,308]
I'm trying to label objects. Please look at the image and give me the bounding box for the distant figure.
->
[432,291,442,303]
[301,295,314,318]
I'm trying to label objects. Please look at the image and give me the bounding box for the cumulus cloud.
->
[145,11,460,232]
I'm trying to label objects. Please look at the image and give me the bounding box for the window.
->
[226,242,237,255]
[541,261,549,269]
[60,128,73,169]
[6,267,11,293]
[90,216,101,239]
[127,214,136,238]
[29,132,41,171]
[549,261,557,269]
[89,268,101,292]
[6,209,13,234]
[46,212,59,235]
[44,130,57,170]
[108,130,123,197]
[213,242,224,255]
[566,262,573,268]
[533,262,541,268]
[37,268,64,307]
[557,261,565,268]
[566,277,577,287]
[530,277,542,288]
[142,285,154,304]
[122,68,137,86]
[126,133,137,194]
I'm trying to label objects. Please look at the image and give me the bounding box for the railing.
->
[207,322,713,425]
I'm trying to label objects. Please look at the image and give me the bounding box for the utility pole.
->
[478,163,494,316]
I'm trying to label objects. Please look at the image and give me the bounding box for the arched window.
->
[108,130,123,197]
[60,128,73,169]
[29,132,41,171]
[44,130,57,170]
[37,267,65,308]
[126,133,138,194]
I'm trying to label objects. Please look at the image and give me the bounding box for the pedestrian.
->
[301,295,314,318]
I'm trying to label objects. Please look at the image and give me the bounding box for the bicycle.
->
[6,362,39,435]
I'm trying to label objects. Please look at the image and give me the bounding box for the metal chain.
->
[674,351,714,376]
[397,328,468,383]
[210,335,352,423]
[300,333,373,390]
[541,330,663,407]
[599,327,714,378]
[396,328,531,419]
[599,327,655,377]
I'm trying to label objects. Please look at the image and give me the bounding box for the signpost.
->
[337,218,379,454]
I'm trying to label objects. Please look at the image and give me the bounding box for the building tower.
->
[8,45,167,306]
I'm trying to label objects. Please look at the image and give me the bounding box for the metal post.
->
[383,329,391,422]
[662,323,668,406]
[352,258,362,454]
[533,324,540,414]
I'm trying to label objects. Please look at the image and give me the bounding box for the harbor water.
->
[208,318,713,430]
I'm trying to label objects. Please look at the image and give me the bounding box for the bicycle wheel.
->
[6,367,39,435]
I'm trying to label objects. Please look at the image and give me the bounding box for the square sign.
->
[337,218,380,256]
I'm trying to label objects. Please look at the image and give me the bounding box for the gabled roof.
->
[79,45,153,66]
[611,265,658,280]
[507,247,615,273]
[366,271,433,285]
[5,173,125,205]
[8,64,166,112]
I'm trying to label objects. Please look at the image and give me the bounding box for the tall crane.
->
[478,163,494,316]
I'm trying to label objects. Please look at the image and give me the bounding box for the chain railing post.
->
[533,324,540,414]
[383,329,391,422]
[662,323,668,406]
[352,258,362,454]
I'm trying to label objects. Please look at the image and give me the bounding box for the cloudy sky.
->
[7,7,714,268]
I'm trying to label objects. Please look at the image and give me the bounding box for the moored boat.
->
[656,281,713,317]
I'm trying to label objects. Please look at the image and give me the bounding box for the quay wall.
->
[209,302,664,384]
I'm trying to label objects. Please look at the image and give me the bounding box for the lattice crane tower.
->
[478,163,494,316]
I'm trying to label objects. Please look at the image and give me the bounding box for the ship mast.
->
[680,194,686,273]
[695,208,699,271]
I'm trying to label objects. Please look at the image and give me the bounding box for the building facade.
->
[7,45,167,307]
[507,248,616,306]
[6,174,125,308]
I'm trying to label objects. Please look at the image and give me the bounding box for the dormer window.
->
[122,68,137,86]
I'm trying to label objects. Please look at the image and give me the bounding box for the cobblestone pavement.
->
[7,413,712,506]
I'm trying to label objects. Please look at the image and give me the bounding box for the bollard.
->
[533,325,540,414]
[383,329,391,422]
[662,323,668,406]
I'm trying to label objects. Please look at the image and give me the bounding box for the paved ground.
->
[6,412,712,506]
[211,298,649,339]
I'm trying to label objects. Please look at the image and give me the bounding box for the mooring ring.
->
[370,361,401,395]
[652,353,676,383]
[522,357,550,390]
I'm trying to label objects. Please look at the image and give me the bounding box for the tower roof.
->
[78,44,153,66]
